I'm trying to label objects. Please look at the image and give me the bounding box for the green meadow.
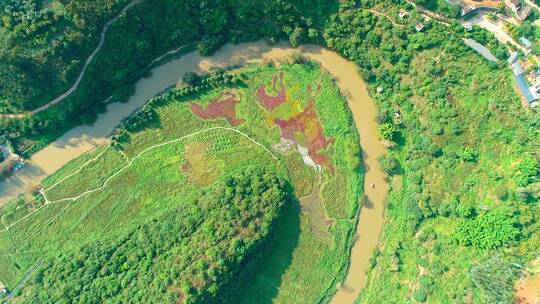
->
[0,63,362,303]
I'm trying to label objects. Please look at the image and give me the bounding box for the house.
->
[517,5,532,21]
[507,51,519,64]
[0,280,7,296]
[415,22,425,32]
[398,9,410,19]
[377,86,384,93]
[463,23,473,32]
[512,62,539,104]
[519,36,533,49]
[508,0,522,11]
[512,62,525,75]
[0,144,10,158]
[461,5,475,16]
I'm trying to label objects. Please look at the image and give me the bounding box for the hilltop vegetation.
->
[0,63,363,303]
[324,2,539,303]
[0,0,539,303]
[27,168,286,303]
[0,0,336,152]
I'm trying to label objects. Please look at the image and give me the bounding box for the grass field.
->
[0,63,362,302]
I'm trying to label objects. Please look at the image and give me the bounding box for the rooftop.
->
[463,38,499,62]
[507,52,519,65]
[512,62,539,104]
[520,36,533,48]
[512,62,525,76]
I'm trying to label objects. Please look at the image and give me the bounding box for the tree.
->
[455,207,521,250]
[182,72,201,87]
[289,26,305,47]
[379,153,401,176]
[378,123,397,141]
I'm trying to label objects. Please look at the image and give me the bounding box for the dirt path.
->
[0,0,141,118]
[404,0,452,26]
[0,41,387,304]
[366,9,405,28]
[0,127,276,233]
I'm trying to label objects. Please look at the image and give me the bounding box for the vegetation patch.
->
[181,142,222,187]
[189,91,245,126]
[0,63,362,303]
[256,73,335,171]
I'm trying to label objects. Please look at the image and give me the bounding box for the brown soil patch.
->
[256,71,286,111]
[462,0,501,8]
[189,91,245,126]
[515,257,540,304]
[181,142,222,187]
[274,85,334,170]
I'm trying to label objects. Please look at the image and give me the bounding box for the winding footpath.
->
[0,0,141,118]
[366,9,405,28]
[0,127,276,234]
[0,41,388,304]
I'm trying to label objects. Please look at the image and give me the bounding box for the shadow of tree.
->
[223,181,301,304]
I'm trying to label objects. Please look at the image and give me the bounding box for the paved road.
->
[466,13,528,53]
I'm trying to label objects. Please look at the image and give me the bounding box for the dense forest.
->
[0,0,336,150]
[20,167,286,303]
[0,0,539,303]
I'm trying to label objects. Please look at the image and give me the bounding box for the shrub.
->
[455,207,521,250]
[514,155,538,187]
[379,153,401,176]
[378,123,397,140]
[412,288,427,303]
[182,72,201,87]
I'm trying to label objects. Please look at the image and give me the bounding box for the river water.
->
[0,41,387,303]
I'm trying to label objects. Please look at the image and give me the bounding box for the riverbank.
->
[0,41,387,303]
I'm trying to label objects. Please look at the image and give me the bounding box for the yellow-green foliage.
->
[0,63,363,304]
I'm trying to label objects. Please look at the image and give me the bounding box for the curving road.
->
[0,41,388,304]
[0,0,141,118]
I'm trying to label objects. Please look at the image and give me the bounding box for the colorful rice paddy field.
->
[0,63,363,302]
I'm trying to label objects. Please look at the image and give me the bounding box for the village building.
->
[463,23,473,32]
[507,51,519,64]
[461,4,475,16]
[519,36,533,49]
[415,22,424,32]
[508,0,522,11]
[517,5,532,21]
[511,62,539,106]
[398,9,410,19]
[463,38,499,62]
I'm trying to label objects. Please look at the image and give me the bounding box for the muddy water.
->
[300,46,388,304]
[0,41,387,303]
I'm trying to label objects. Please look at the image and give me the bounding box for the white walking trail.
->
[0,126,276,233]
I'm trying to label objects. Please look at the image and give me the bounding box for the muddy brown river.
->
[0,41,387,303]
